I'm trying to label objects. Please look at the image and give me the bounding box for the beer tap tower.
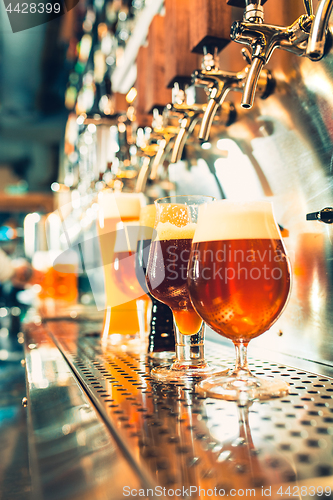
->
[230,0,333,108]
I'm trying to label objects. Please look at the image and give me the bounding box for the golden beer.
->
[96,191,144,341]
[32,250,78,303]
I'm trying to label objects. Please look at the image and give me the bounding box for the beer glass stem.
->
[233,342,252,377]
[174,322,206,366]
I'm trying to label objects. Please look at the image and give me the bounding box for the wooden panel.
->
[164,0,199,88]
[226,0,268,6]
[0,193,54,213]
[113,93,128,113]
[135,46,152,126]
[189,0,232,53]
[145,15,172,113]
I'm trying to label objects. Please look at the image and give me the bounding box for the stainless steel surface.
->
[24,323,149,500]
[307,0,333,59]
[23,319,333,499]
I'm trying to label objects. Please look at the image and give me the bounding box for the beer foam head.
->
[156,221,197,241]
[97,191,144,219]
[154,203,196,241]
[193,201,281,242]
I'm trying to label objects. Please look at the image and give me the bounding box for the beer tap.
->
[192,47,272,141]
[166,83,208,163]
[307,0,333,60]
[229,0,331,109]
[148,108,179,179]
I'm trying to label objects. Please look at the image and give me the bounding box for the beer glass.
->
[135,204,175,358]
[97,190,145,346]
[188,200,291,401]
[146,195,221,382]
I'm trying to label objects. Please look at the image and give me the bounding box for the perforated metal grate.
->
[47,323,333,499]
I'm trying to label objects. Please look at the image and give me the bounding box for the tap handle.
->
[303,0,313,16]
[306,207,333,223]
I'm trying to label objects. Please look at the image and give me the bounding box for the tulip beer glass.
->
[188,201,291,401]
[146,195,221,382]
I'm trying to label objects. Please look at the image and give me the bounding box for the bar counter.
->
[21,305,333,500]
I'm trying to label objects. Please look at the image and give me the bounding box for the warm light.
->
[87,123,96,133]
[118,122,126,134]
[126,87,137,104]
[76,115,85,126]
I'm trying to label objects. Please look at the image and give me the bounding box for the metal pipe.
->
[170,123,188,164]
[241,57,265,109]
[307,0,333,60]
[198,98,221,142]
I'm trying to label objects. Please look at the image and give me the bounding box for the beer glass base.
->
[151,361,226,384]
[104,333,147,353]
[196,373,289,403]
[148,351,175,361]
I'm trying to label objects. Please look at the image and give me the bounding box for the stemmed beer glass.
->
[146,195,222,382]
[188,200,291,401]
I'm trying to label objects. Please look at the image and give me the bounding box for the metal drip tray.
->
[26,320,333,500]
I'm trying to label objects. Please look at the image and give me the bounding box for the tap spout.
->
[171,123,188,164]
[199,85,232,141]
[171,113,202,163]
[135,156,151,193]
[307,0,333,60]
[241,57,265,108]
[193,69,243,141]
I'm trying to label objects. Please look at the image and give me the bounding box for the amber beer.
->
[188,202,291,343]
[146,218,202,336]
[32,250,78,303]
[96,191,143,339]
[112,222,146,300]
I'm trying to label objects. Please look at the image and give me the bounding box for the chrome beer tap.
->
[149,108,179,180]
[192,47,272,141]
[230,0,332,109]
[167,101,207,163]
[307,0,333,60]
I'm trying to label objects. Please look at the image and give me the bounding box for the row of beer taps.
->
[68,0,333,197]
[131,0,333,193]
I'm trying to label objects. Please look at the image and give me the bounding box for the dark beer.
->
[146,238,202,335]
[135,204,175,353]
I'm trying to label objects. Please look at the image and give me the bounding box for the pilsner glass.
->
[97,190,145,346]
[188,200,291,401]
[135,204,175,358]
[146,195,222,382]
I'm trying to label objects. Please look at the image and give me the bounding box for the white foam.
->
[97,191,144,219]
[193,201,281,242]
[156,221,197,241]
